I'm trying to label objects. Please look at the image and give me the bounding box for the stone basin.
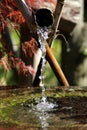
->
[0,86,87,130]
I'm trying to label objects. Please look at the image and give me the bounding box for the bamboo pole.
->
[48,0,65,46]
[33,0,66,86]
[46,42,69,88]
[14,0,36,33]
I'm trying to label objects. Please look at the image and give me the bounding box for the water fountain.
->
[1,1,87,130]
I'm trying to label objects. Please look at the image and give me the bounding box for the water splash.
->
[35,99,57,129]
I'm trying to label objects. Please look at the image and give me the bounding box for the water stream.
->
[36,27,57,129]
[37,27,47,102]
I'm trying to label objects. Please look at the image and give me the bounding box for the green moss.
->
[0,89,87,126]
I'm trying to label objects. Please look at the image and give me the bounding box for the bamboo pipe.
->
[14,0,36,33]
[14,0,68,87]
[48,0,65,46]
[45,42,69,88]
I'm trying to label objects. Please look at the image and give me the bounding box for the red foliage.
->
[0,55,36,79]
[25,0,57,10]
[0,0,25,31]
[7,11,25,24]
[0,0,38,77]
[0,37,37,76]
[0,38,37,75]
[22,38,38,58]
[13,57,36,76]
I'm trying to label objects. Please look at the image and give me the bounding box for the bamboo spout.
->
[14,0,36,33]
[14,0,68,87]
[35,8,54,27]
[46,42,69,88]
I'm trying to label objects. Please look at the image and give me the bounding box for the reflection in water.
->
[37,110,49,129]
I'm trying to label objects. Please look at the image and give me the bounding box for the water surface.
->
[0,87,87,130]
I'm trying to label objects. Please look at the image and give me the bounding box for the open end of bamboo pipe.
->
[35,8,54,27]
[45,42,69,88]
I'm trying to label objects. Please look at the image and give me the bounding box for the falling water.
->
[37,27,48,103]
[36,27,57,129]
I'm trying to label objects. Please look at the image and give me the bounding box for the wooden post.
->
[46,42,69,87]
[48,0,65,46]
[33,0,66,86]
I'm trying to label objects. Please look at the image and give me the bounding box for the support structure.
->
[46,42,69,87]
[14,0,69,87]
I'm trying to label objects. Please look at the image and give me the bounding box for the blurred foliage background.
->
[0,27,20,86]
[0,29,62,86]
